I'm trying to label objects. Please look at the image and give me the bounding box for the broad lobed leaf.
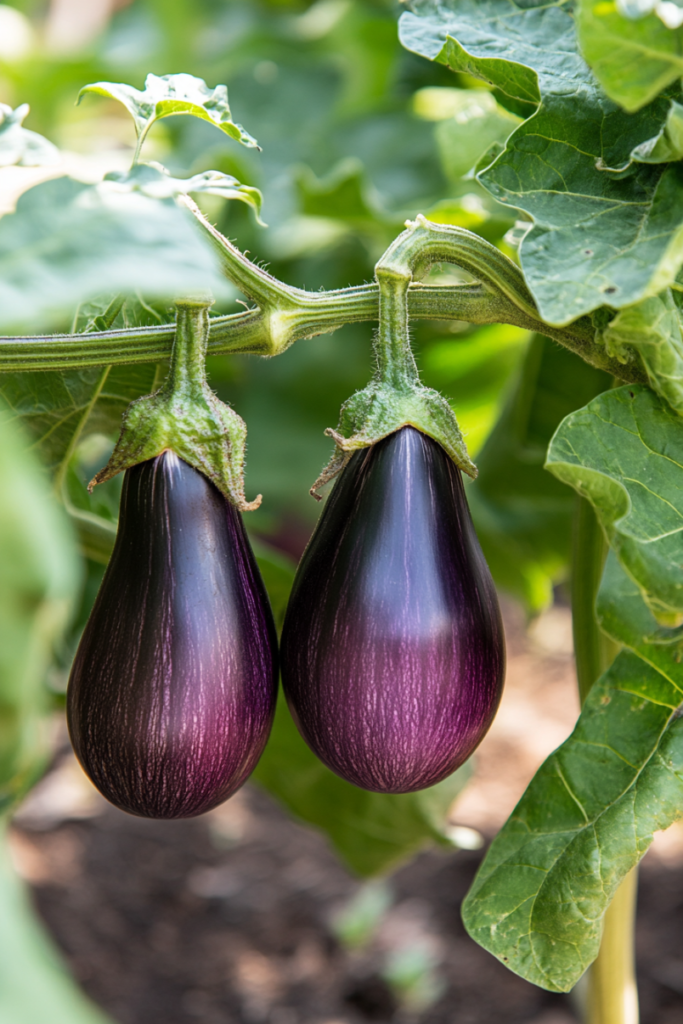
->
[400,0,683,325]
[103,164,264,224]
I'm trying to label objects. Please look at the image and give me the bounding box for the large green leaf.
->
[546,384,683,621]
[0,176,231,332]
[462,552,683,992]
[399,0,683,326]
[576,0,683,112]
[468,334,611,610]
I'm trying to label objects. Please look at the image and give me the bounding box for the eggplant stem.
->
[0,212,648,382]
[571,497,638,1024]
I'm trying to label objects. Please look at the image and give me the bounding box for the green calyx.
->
[312,217,482,496]
[90,297,260,511]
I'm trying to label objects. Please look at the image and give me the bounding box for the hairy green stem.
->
[0,213,648,379]
[572,497,638,1024]
[161,300,211,397]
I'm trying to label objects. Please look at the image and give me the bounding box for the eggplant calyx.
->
[310,378,477,498]
[89,300,261,511]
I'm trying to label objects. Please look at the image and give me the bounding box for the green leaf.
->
[576,0,683,112]
[462,639,683,992]
[598,290,683,413]
[630,99,683,162]
[0,363,159,484]
[103,163,265,224]
[400,0,683,326]
[546,384,683,620]
[0,176,233,332]
[0,824,113,1023]
[0,104,59,168]
[79,73,259,151]
[253,697,470,877]
[0,401,81,811]
[468,335,611,611]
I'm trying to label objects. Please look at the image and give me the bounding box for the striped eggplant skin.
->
[281,427,505,794]
[67,451,278,819]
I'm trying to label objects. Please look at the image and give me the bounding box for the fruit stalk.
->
[572,497,638,1024]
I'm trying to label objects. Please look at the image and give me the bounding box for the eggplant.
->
[67,451,278,819]
[281,427,504,794]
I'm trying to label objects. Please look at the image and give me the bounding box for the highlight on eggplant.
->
[67,451,278,819]
[281,426,505,794]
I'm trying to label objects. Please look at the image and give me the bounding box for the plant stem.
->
[161,300,211,398]
[585,869,639,1024]
[572,497,638,1024]
[0,221,649,379]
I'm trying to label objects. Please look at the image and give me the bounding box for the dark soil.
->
[12,781,683,1024]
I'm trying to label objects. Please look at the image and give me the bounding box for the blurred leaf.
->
[79,72,259,150]
[419,322,528,457]
[0,103,59,167]
[104,162,264,223]
[630,98,683,162]
[546,383,683,621]
[0,826,112,1023]
[577,0,683,112]
[0,176,232,331]
[468,335,611,611]
[432,89,520,181]
[249,539,297,631]
[253,697,470,876]
[0,401,80,810]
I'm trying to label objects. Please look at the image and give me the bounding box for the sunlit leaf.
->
[576,0,683,111]
[79,73,259,151]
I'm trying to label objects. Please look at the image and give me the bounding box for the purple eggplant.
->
[281,427,505,794]
[67,451,278,819]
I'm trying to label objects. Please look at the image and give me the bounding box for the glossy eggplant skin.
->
[281,427,504,794]
[67,452,278,819]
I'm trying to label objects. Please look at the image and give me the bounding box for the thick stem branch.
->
[0,218,648,381]
[572,497,638,1024]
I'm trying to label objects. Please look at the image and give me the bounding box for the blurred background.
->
[1,1,683,1022]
